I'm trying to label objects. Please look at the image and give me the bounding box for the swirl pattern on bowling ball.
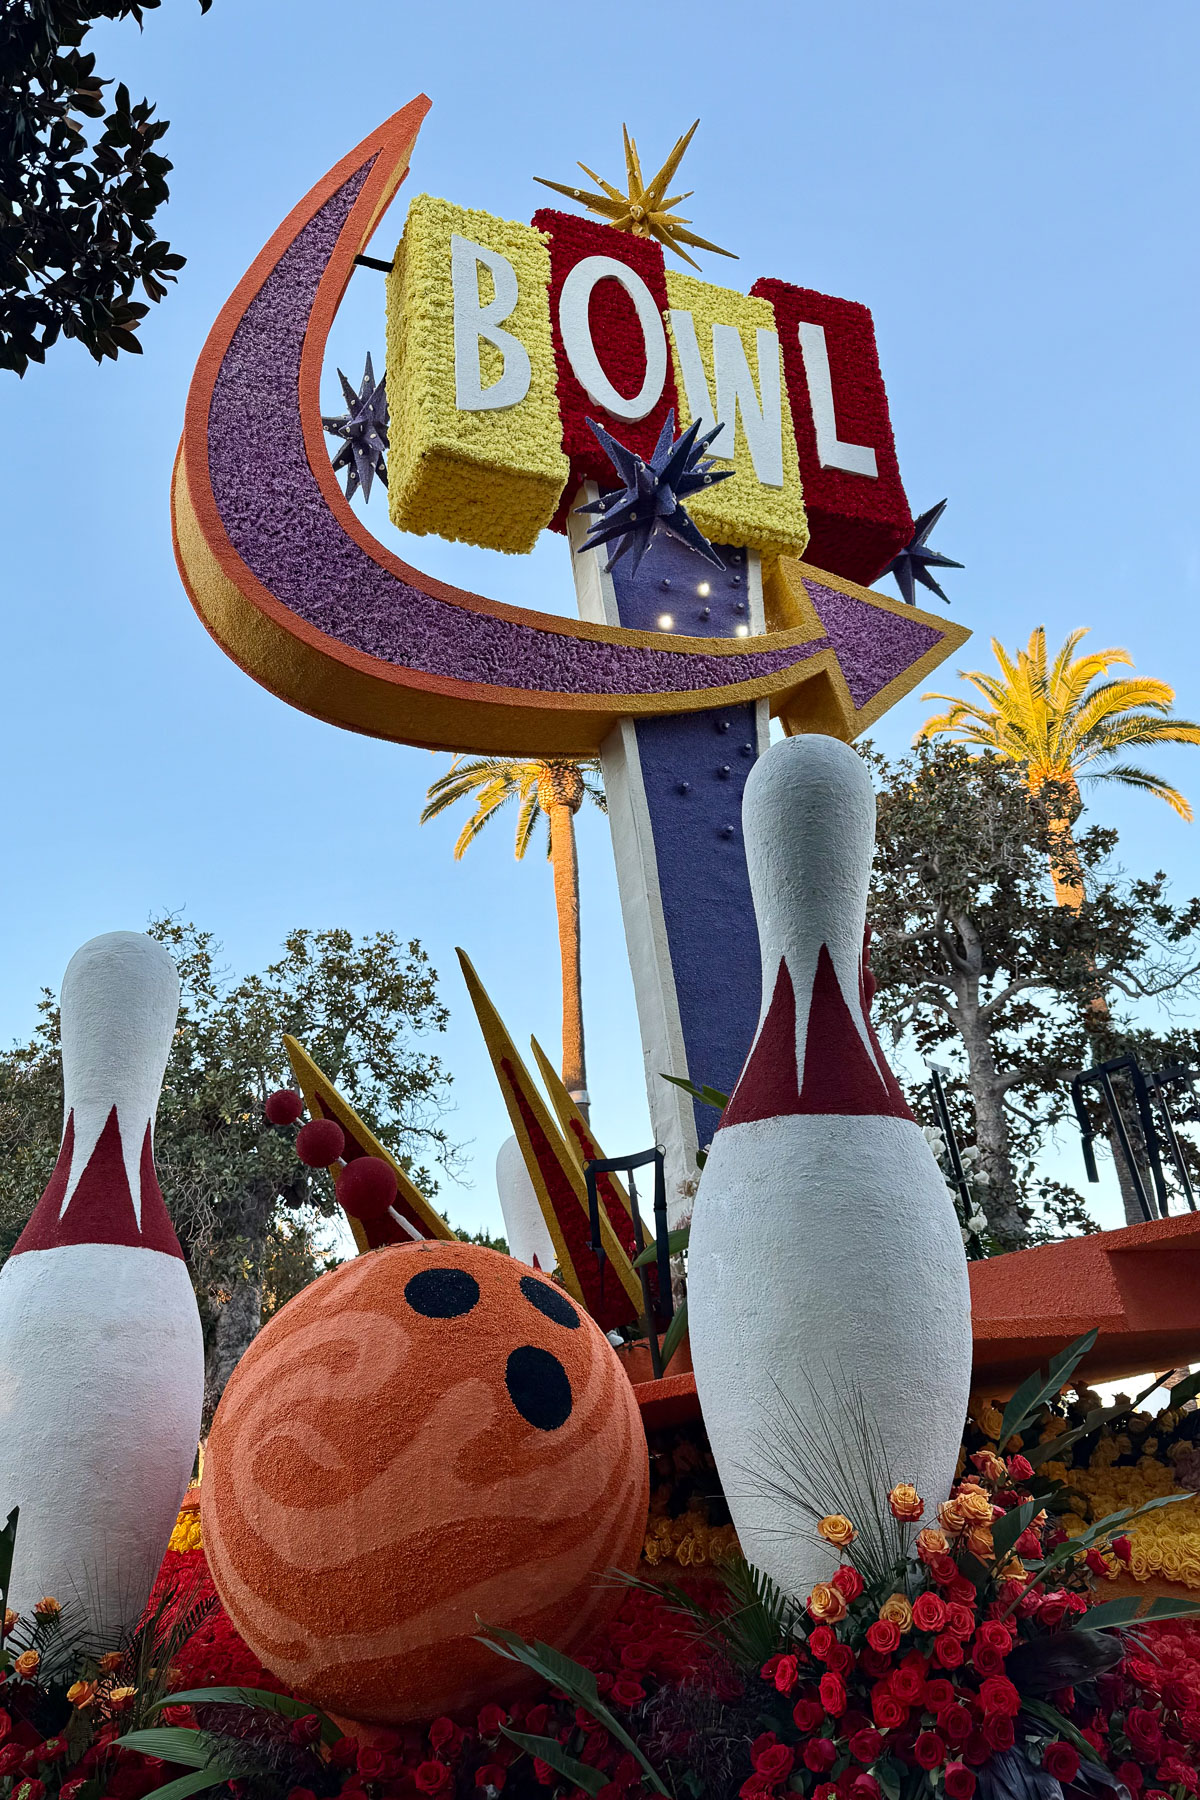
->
[201,1241,649,1725]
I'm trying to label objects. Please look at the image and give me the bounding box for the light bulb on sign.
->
[657,614,674,630]
[735,624,749,637]
[697,582,711,597]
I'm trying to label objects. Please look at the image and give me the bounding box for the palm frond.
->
[1087,763,1195,820]
[513,790,542,861]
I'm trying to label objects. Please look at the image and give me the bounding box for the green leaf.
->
[1026,1365,1200,1471]
[1077,1596,1200,1631]
[502,1729,607,1796]
[138,1772,237,1800]
[1002,1492,1193,1617]
[634,1227,689,1269]
[149,1686,340,1745]
[998,1331,1098,1451]
[660,1297,689,1373]
[991,1498,1039,1565]
[113,1728,220,1768]
[874,1759,904,1800]
[1019,1698,1106,1767]
[478,1626,667,1795]
[660,1073,729,1110]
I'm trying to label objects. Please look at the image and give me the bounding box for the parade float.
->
[6,97,1200,1800]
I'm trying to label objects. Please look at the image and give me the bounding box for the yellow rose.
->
[879,1593,913,1631]
[108,1686,137,1711]
[807,1582,849,1623]
[998,1555,1025,1580]
[13,1650,39,1678]
[967,1525,995,1559]
[888,1485,924,1523]
[1039,1416,1068,1441]
[977,1403,1004,1439]
[818,1514,857,1548]
[67,1680,97,1708]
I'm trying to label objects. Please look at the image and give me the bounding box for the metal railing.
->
[1071,1055,1198,1221]
[583,1146,674,1378]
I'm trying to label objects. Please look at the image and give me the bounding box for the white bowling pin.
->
[495,1133,556,1270]
[687,736,971,1601]
[0,932,205,1644]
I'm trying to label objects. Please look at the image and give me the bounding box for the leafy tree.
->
[0,919,455,1414]
[421,756,606,1110]
[920,627,1200,908]
[1,0,211,375]
[867,742,1200,1251]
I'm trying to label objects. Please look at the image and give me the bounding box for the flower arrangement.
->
[385,194,569,553]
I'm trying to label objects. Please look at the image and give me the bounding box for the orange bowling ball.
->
[201,1241,649,1724]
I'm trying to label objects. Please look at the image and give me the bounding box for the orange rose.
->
[997,1555,1025,1581]
[972,1451,1006,1482]
[938,1497,968,1535]
[915,1528,949,1563]
[108,1686,137,1711]
[2,1608,17,1636]
[33,1596,60,1619]
[98,1651,123,1674]
[817,1514,856,1548]
[13,1650,40,1678]
[67,1680,97,1708]
[955,1485,994,1526]
[888,1484,924,1523]
[879,1593,913,1631]
[807,1582,849,1623]
[967,1525,994,1558]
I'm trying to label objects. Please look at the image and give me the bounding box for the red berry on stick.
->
[295,1118,346,1167]
[264,1088,304,1126]
[336,1156,398,1222]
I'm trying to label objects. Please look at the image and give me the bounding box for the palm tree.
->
[421,757,606,1109]
[920,627,1200,909]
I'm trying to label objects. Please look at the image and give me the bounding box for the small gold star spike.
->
[535,119,737,270]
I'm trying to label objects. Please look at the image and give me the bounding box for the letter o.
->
[558,257,668,423]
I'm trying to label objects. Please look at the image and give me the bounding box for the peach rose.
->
[33,1596,60,1619]
[938,1497,969,1535]
[98,1652,123,1674]
[807,1582,849,1623]
[915,1528,949,1563]
[818,1514,856,1548]
[956,1486,995,1526]
[879,1593,913,1631]
[13,1650,40,1678]
[967,1525,995,1558]
[888,1484,924,1523]
[67,1680,97,1708]
[2,1608,17,1636]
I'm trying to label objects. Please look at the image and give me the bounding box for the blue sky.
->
[3,0,1199,1236]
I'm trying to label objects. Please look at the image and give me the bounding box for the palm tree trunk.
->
[547,801,588,1112]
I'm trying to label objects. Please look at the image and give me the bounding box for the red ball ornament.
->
[336,1157,397,1222]
[295,1118,346,1167]
[264,1088,304,1126]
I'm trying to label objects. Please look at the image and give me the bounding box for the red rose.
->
[813,1786,839,1800]
[892,1667,924,1705]
[1007,1456,1033,1482]
[14,1783,45,1800]
[755,1743,795,1782]
[809,1626,836,1661]
[942,1706,973,1747]
[979,1676,1021,1718]
[750,1734,779,1761]
[923,1679,955,1713]
[610,1676,645,1707]
[773,1654,800,1695]
[59,1785,90,1800]
[415,1764,451,1794]
[820,1673,847,1717]
[912,1593,947,1633]
[525,1706,550,1736]
[947,1577,978,1606]
[827,1643,856,1677]
[976,1620,1012,1651]
[477,1705,508,1738]
[849,1728,883,1765]
[533,1761,555,1787]
[1127,1708,1164,1758]
[793,1698,824,1733]
[972,1643,1005,1677]
[872,1693,907,1731]
[944,1762,977,1799]
[429,1718,459,1752]
[859,1648,893,1678]
[834,1566,865,1602]
[1042,1743,1079,1784]
[803,1739,837,1775]
[946,1604,977,1638]
[934,1634,965,1670]
[867,1620,902,1655]
[1038,1597,1069,1630]
[964,1732,991,1768]
[1117,1763,1144,1794]
[1014,1530,1042,1559]
[1113,1536,1133,1563]
[739,1779,770,1800]
[475,1774,507,1795]
[0,1749,22,1777]
[984,1715,1016,1753]
[359,1749,389,1779]
[930,1555,959,1587]
[914,1732,946,1770]
[853,1779,881,1800]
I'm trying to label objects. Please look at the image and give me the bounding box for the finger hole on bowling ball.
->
[518,1275,580,1330]
[403,1266,480,1319]
[505,1345,572,1430]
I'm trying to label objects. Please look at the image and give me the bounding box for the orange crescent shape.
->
[169,97,927,755]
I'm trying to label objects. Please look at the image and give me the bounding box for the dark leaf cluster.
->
[1,0,211,373]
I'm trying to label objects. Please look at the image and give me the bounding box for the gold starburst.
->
[535,120,737,271]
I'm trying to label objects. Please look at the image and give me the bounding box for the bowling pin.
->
[687,736,971,1601]
[0,932,204,1644]
[495,1134,556,1270]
